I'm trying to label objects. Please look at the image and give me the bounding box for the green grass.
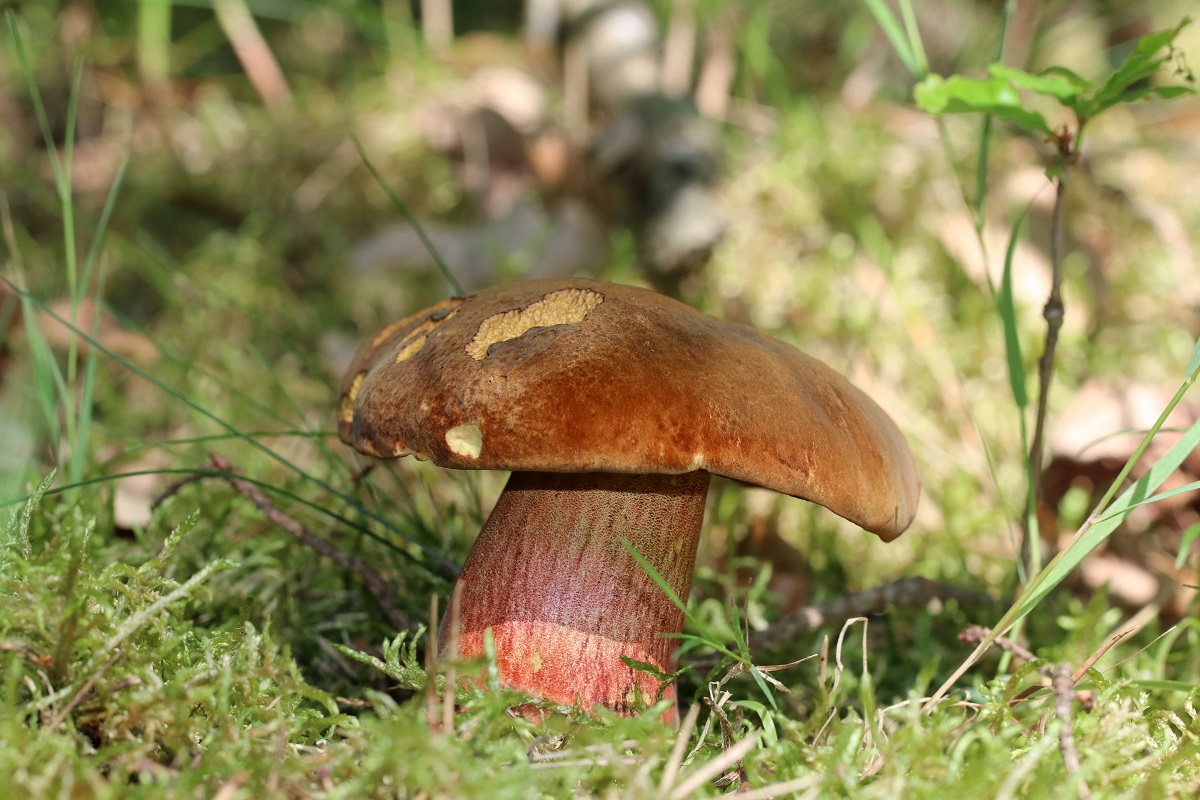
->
[2,1,1200,797]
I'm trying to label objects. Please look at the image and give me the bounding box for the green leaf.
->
[1086,18,1195,117]
[730,601,749,655]
[731,699,779,746]
[17,471,56,560]
[1111,84,1198,107]
[1152,85,1198,100]
[914,20,1193,141]
[897,0,929,79]
[620,655,674,681]
[351,135,463,296]
[1040,66,1092,91]
[748,666,779,711]
[915,74,1053,135]
[930,379,1200,705]
[989,64,1087,101]
[334,628,430,691]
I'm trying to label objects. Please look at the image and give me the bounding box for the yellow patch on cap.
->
[465,288,603,360]
[370,297,463,347]
[393,332,429,363]
[445,423,483,459]
[338,372,366,424]
[392,307,461,364]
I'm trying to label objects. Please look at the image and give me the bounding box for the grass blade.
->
[0,282,459,577]
[861,0,923,78]
[137,0,172,87]
[930,383,1200,705]
[998,209,1029,412]
[621,538,738,662]
[351,134,463,296]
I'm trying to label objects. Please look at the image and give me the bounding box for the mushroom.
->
[337,278,919,718]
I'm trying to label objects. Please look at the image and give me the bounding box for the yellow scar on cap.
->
[393,308,460,364]
[465,288,603,360]
[338,372,366,424]
[370,297,463,347]
[445,423,483,459]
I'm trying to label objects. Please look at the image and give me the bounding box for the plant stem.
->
[137,0,171,90]
[1023,163,1069,575]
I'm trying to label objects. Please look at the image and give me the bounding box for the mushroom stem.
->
[438,470,709,717]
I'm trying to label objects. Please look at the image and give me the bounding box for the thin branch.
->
[43,648,124,730]
[960,623,1036,663]
[1023,140,1073,574]
[958,622,1113,730]
[209,453,413,634]
[1053,663,1091,799]
[661,0,696,97]
[1072,622,1138,683]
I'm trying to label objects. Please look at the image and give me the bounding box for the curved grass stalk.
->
[928,348,1200,708]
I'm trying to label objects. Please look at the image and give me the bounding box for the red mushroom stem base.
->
[438,470,709,718]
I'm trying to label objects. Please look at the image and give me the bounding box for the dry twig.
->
[734,775,823,800]
[150,472,209,510]
[43,648,128,730]
[527,739,641,770]
[1022,134,1075,575]
[962,620,1135,687]
[1053,663,1091,799]
[1073,623,1139,682]
[419,0,453,54]
[0,641,50,666]
[959,623,1036,664]
[959,624,1064,708]
[960,625,1093,793]
[209,453,413,633]
[813,618,869,747]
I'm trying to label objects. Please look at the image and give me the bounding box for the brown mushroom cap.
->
[338,278,919,540]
